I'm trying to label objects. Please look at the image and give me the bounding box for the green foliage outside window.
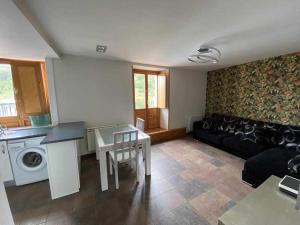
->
[134,74,145,109]
[0,65,15,102]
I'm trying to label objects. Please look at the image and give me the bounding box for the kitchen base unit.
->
[46,140,81,199]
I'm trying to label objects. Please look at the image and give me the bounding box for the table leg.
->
[99,150,108,191]
[144,139,151,176]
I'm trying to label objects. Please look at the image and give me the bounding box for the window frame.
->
[0,59,19,126]
[133,73,146,110]
[0,58,49,128]
[132,69,160,110]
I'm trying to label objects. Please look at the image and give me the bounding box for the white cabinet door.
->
[0,179,15,225]
[46,140,80,199]
[0,142,14,182]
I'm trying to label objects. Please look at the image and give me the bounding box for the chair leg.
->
[114,163,119,189]
[142,147,145,161]
[130,159,134,169]
[136,152,140,183]
[109,155,113,175]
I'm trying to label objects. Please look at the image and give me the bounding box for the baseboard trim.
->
[4,180,16,187]
[81,152,96,159]
[149,128,187,144]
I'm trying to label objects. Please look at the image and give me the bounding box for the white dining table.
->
[95,124,151,191]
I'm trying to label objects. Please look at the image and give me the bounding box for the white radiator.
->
[86,127,97,152]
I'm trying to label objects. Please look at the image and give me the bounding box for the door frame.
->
[132,69,160,130]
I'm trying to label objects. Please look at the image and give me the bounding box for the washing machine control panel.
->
[8,142,25,151]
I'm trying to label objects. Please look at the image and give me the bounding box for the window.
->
[0,60,50,127]
[134,73,146,109]
[147,74,158,108]
[0,64,17,117]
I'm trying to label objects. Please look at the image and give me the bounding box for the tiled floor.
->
[6,136,253,225]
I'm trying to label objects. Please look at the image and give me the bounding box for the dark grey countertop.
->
[0,121,85,144]
[41,122,85,144]
[0,127,51,141]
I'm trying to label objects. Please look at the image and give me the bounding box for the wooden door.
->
[147,108,160,129]
[133,70,160,130]
[0,59,49,127]
[12,62,48,126]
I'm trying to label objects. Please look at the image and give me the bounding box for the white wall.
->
[49,55,207,151]
[160,108,169,129]
[52,55,134,127]
[169,68,207,130]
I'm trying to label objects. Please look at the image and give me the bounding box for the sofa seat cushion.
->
[222,136,268,159]
[243,147,299,181]
[194,129,228,145]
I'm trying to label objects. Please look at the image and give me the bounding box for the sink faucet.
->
[0,125,7,136]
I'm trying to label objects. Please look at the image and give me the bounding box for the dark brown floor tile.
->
[72,205,97,225]
[172,203,210,225]
[151,210,180,225]
[141,176,174,200]
[152,158,185,177]
[168,175,209,200]
[189,189,231,222]
[14,205,49,225]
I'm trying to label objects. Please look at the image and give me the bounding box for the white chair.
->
[136,117,145,132]
[109,130,140,189]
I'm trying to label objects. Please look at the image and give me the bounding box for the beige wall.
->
[52,55,134,127]
[50,54,207,130]
[169,68,207,130]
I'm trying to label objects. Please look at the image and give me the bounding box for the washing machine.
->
[8,137,48,186]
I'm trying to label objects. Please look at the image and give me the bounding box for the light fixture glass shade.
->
[188,46,221,63]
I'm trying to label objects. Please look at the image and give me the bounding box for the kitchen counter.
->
[0,121,85,200]
[0,127,51,141]
[0,122,85,144]
[41,122,85,144]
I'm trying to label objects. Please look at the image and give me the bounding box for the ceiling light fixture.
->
[188,46,221,63]
[96,45,107,53]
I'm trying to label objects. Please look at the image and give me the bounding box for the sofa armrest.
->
[193,121,203,132]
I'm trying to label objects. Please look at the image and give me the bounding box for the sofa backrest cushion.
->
[198,115,300,147]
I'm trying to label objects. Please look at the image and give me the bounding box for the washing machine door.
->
[16,147,47,172]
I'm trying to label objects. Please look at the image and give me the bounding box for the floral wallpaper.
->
[206,52,300,125]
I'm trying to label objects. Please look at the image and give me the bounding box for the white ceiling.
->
[0,0,58,61]
[7,0,300,70]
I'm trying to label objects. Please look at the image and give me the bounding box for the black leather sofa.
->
[193,114,300,188]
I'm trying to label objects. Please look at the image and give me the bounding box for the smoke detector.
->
[96,45,107,53]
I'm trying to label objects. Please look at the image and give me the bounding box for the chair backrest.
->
[112,130,139,161]
[136,118,145,132]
